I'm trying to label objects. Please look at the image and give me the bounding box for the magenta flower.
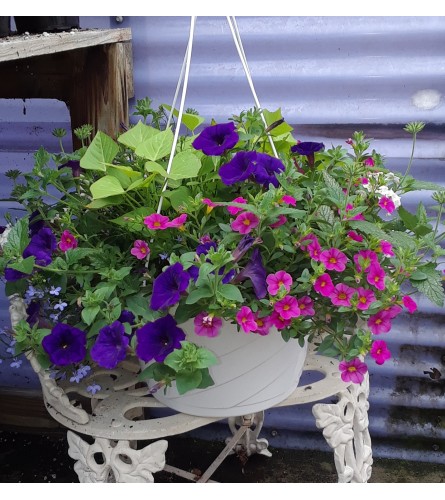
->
[266,270,293,296]
[281,195,297,206]
[378,196,396,214]
[320,248,348,272]
[353,250,378,273]
[384,305,403,318]
[300,233,318,251]
[236,306,258,333]
[252,313,273,336]
[376,240,394,257]
[227,197,247,215]
[402,295,417,314]
[307,239,322,261]
[339,358,368,384]
[370,339,391,365]
[355,287,376,310]
[194,312,223,338]
[231,211,260,234]
[344,204,365,221]
[270,215,287,228]
[314,273,335,297]
[368,311,392,335]
[270,310,292,330]
[167,213,187,228]
[58,230,78,252]
[202,198,219,212]
[366,263,386,290]
[192,122,239,156]
[347,231,364,243]
[274,295,301,320]
[297,296,315,316]
[364,157,375,167]
[144,213,170,230]
[131,240,150,260]
[329,283,355,307]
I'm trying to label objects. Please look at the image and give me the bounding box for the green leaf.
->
[34,146,51,169]
[5,279,27,297]
[86,195,124,209]
[316,205,335,225]
[135,128,174,161]
[386,231,417,250]
[164,186,191,211]
[216,284,244,303]
[398,205,417,231]
[347,220,389,241]
[118,121,161,149]
[110,207,152,231]
[173,301,202,324]
[163,104,205,132]
[262,108,293,137]
[144,161,168,177]
[197,368,214,389]
[81,306,100,326]
[107,165,141,189]
[126,295,157,321]
[175,370,202,395]
[407,179,445,192]
[3,219,29,256]
[90,176,125,200]
[322,170,344,207]
[185,285,214,304]
[169,151,201,180]
[65,248,98,265]
[8,256,35,274]
[196,348,218,369]
[80,131,119,171]
[410,265,444,307]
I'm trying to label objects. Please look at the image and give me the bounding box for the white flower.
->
[0,225,12,248]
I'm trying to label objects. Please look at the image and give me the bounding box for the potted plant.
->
[1,99,444,418]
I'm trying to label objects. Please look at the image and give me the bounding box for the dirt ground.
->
[0,428,444,484]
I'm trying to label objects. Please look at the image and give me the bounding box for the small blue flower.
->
[87,382,101,395]
[49,286,62,296]
[159,253,169,260]
[69,364,91,383]
[54,300,68,312]
[49,313,59,322]
[10,358,23,369]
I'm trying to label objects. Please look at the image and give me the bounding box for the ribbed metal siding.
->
[1,16,444,463]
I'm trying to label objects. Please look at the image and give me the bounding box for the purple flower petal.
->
[192,122,239,156]
[218,151,257,185]
[253,152,286,188]
[233,248,267,299]
[150,262,190,310]
[136,314,186,363]
[291,141,325,156]
[90,321,129,369]
[42,323,87,366]
[4,267,28,282]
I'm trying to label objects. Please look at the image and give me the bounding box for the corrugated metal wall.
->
[1,16,444,463]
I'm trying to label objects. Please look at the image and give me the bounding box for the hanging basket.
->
[145,317,308,418]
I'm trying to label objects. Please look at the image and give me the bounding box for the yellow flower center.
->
[347,366,357,373]
[243,219,251,226]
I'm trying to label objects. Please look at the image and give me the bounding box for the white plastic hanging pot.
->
[146,318,307,418]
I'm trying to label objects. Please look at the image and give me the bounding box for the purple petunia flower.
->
[4,267,28,282]
[26,301,41,326]
[291,141,325,156]
[135,314,186,363]
[192,122,239,156]
[42,323,87,366]
[59,160,81,178]
[253,152,286,188]
[232,235,255,262]
[150,262,190,310]
[118,310,136,325]
[90,321,130,369]
[232,248,267,299]
[23,226,57,266]
[218,151,257,185]
[196,241,217,256]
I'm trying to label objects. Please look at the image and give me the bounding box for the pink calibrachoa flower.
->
[252,313,273,336]
[270,215,287,228]
[194,312,223,338]
[320,248,348,272]
[344,204,365,221]
[270,310,292,330]
[300,233,318,251]
[339,358,368,384]
[314,273,335,297]
[360,177,369,186]
[130,240,150,260]
[167,213,188,228]
[297,296,315,316]
[353,249,378,273]
[329,283,355,307]
[367,263,386,290]
[402,295,417,314]
[367,311,392,335]
[280,195,297,206]
[370,339,391,365]
[378,196,396,214]
[236,306,258,333]
[266,270,293,296]
[58,230,78,252]
[227,197,247,215]
[364,157,375,167]
[307,239,322,261]
[144,213,170,230]
[384,304,403,318]
[231,212,260,235]
[355,287,376,310]
[274,296,301,320]
[376,240,394,257]
[202,198,218,208]
[347,231,364,243]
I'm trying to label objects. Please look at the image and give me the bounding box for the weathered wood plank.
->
[0,28,132,63]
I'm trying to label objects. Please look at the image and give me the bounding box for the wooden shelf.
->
[0,28,134,147]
